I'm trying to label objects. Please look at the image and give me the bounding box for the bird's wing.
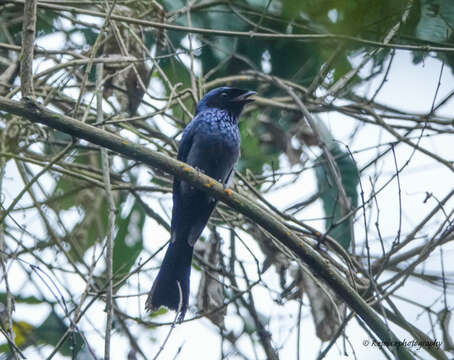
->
[170,112,236,246]
[170,117,201,241]
[177,118,199,162]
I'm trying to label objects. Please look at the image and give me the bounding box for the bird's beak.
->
[232,90,256,103]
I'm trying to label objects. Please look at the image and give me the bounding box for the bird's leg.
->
[221,180,233,197]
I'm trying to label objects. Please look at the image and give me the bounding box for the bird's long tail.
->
[145,239,193,321]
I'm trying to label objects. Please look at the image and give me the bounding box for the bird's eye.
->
[221,92,228,98]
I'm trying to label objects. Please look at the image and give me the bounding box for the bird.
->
[145,86,256,321]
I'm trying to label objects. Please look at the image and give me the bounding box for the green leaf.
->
[416,0,454,43]
[48,151,95,211]
[36,10,57,38]
[148,307,168,318]
[43,130,73,156]
[242,311,269,336]
[0,293,43,305]
[159,57,194,119]
[281,0,306,20]
[79,27,98,46]
[35,311,84,356]
[331,54,353,84]
[12,321,33,347]
[112,199,145,282]
[315,144,358,250]
[53,186,110,261]
[237,111,280,175]
[48,151,116,260]
[66,195,110,260]
[160,57,192,92]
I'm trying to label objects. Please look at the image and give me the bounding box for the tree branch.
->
[20,0,37,97]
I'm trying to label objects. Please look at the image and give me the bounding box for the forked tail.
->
[145,239,193,321]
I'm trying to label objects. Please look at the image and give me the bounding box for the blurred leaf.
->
[159,58,194,119]
[281,0,306,20]
[416,0,454,43]
[54,186,110,261]
[315,144,358,250]
[48,151,96,211]
[35,311,84,356]
[47,151,116,260]
[66,194,110,259]
[242,311,269,336]
[0,311,84,356]
[12,321,33,346]
[301,272,344,341]
[112,200,145,281]
[413,0,454,63]
[196,232,225,327]
[43,130,73,156]
[160,58,192,92]
[161,0,185,12]
[79,27,98,46]
[148,307,168,319]
[0,293,43,305]
[331,54,354,83]
[238,112,280,174]
[36,10,56,38]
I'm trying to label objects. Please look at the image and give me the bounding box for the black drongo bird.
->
[145,87,255,321]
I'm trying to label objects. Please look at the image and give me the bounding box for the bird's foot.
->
[222,183,232,196]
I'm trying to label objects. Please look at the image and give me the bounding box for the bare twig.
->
[98,63,116,360]
[20,0,37,97]
[152,282,183,360]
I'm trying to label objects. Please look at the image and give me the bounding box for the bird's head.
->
[195,87,256,119]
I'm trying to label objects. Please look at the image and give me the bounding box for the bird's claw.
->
[223,183,232,196]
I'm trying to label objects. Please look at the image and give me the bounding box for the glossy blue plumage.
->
[146,87,255,320]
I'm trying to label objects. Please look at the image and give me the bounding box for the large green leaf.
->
[315,144,358,250]
[34,311,84,357]
[237,111,280,175]
[0,8,56,43]
[0,311,84,357]
[0,293,44,305]
[48,152,115,261]
[48,151,97,211]
[112,199,145,282]
[416,0,454,43]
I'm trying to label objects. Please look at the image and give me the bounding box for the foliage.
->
[315,144,359,250]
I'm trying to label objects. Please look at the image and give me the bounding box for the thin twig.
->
[152,281,183,360]
[98,63,116,360]
[19,0,37,97]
